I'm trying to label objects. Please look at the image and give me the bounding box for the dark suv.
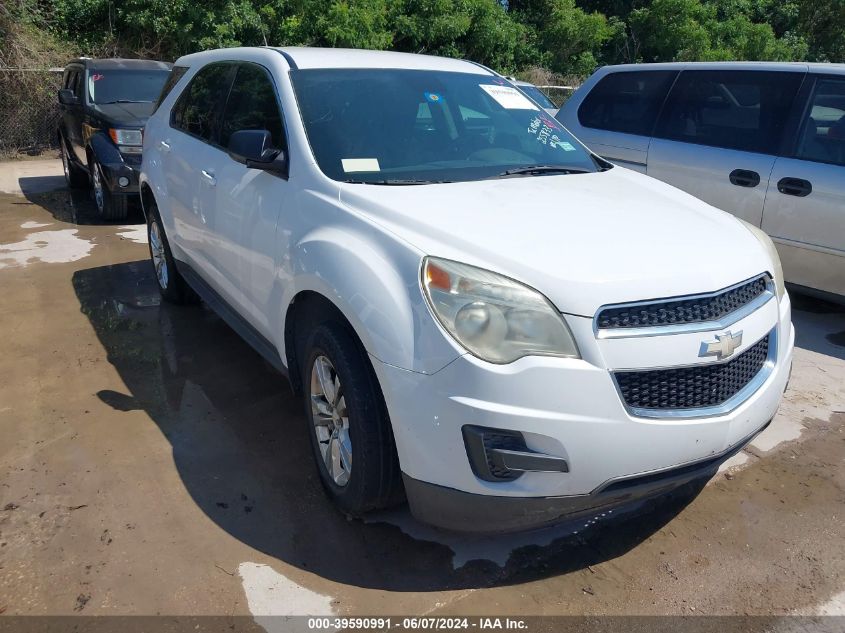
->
[58,58,172,220]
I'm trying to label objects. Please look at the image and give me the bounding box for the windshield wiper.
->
[101,99,153,104]
[492,165,589,178]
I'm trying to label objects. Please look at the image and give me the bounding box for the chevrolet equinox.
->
[140,47,794,532]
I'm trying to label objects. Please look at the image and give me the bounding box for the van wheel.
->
[147,201,197,305]
[90,159,128,221]
[302,322,403,515]
[60,139,88,189]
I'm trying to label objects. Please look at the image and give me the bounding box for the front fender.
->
[284,225,462,375]
[89,131,124,167]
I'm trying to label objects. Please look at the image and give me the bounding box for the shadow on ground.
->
[17,175,144,225]
[71,259,709,592]
[790,291,845,361]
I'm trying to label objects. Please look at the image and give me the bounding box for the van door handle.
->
[777,177,812,197]
[729,169,760,188]
[159,140,171,152]
[200,169,217,186]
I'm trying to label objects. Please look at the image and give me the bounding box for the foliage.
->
[2,0,842,79]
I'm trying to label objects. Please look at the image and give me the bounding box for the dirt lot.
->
[0,159,843,626]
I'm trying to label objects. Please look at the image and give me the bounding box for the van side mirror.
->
[58,89,78,106]
[228,129,287,175]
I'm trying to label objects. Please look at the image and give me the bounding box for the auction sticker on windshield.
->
[479,84,538,110]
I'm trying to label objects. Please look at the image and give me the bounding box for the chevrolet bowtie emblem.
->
[700,330,743,360]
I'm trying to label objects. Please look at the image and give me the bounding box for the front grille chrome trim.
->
[613,327,778,420]
[595,275,774,339]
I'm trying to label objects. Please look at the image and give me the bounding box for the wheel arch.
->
[283,290,368,397]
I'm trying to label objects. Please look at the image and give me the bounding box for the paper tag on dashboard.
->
[479,84,538,110]
[342,158,380,172]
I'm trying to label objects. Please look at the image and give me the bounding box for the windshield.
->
[88,69,171,104]
[291,69,599,184]
[516,84,557,110]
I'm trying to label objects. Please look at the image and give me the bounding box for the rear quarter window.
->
[578,70,677,136]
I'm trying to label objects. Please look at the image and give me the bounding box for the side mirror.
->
[228,129,287,176]
[58,89,78,106]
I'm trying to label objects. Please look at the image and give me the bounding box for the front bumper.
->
[403,418,769,533]
[99,158,141,195]
[371,292,794,532]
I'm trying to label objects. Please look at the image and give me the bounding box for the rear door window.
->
[795,77,845,167]
[171,63,235,144]
[578,70,677,136]
[654,70,804,155]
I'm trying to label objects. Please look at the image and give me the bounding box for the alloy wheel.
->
[92,162,104,212]
[310,355,352,487]
[149,220,169,290]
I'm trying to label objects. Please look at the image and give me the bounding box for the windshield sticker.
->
[341,158,380,173]
[479,84,538,110]
[528,115,574,150]
[425,92,443,103]
[91,73,104,81]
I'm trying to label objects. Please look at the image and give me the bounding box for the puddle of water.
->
[0,229,94,269]
[239,562,336,633]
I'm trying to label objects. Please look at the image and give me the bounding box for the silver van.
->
[558,62,845,299]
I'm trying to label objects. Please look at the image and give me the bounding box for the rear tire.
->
[60,138,88,189]
[146,200,198,305]
[90,158,128,221]
[302,322,403,515]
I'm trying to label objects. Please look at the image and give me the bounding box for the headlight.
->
[422,257,579,364]
[109,128,143,146]
[739,220,785,300]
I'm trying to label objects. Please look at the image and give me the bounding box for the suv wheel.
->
[147,200,197,305]
[90,159,128,221]
[60,139,88,189]
[302,323,403,515]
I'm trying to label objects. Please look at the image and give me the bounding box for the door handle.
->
[159,140,171,152]
[777,177,812,197]
[200,169,217,186]
[729,169,760,188]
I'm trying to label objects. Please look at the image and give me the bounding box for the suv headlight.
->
[740,220,785,300]
[422,257,579,364]
[109,128,143,153]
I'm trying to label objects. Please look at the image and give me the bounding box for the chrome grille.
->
[597,276,768,330]
[615,334,770,411]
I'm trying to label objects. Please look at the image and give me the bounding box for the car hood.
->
[338,167,771,317]
[90,102,156,128]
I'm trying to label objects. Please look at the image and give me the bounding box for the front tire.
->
[146,201,197,305]
[90,158,128,221]
[302,323,403,515]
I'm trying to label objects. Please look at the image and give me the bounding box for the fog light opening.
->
[118,176,130,187]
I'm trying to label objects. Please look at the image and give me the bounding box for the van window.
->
[654,70,803,155]
[578,70,677,136]
[171,63,235,143]
[795,77,845,167]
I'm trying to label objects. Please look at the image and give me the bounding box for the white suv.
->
[141,47,794,533]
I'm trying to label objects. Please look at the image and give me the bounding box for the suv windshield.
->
[88,69,171,104]
[291,69,600,184]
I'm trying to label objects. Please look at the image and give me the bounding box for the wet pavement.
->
[0,160,843,621]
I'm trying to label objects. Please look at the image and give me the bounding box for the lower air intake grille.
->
[615,334,770,411]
